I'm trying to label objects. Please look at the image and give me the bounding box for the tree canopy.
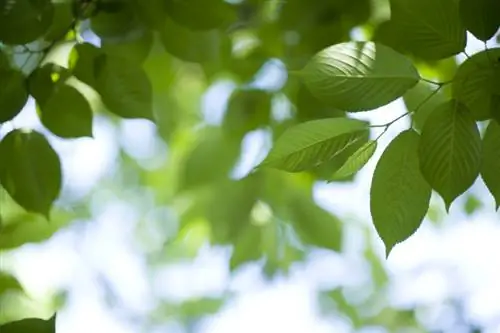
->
[0,0,499,331]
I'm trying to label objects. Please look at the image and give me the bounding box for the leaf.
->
[230,224,262,271]
[389,0,466,60]
[459,0,500,41]
[95,56,154,120]
[300,41,420,111]
[0,272,22,295]
[0,0,54,45]
[0,69,28,123]
[370,129,431,256]
[68,43,104,88]
[419,100,481,210]
[330,140,377,180]
[261,117,369,172]
[452,48,500,120]
[480,120,500,209]
[39,83,94,138]
[463,194,483,215]
[0,130,62,218]
[101,30,154,64]
[165,0,236,30]
[90,3,142,40]
[0,314,56,333]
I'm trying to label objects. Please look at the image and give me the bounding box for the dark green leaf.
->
[68,43,105,88]
[101,30,154,64]
[452,48,500,120]
[459,0,500,41]
[0,0,54,45]
[389,0,466,59]
[0,314,56,333]
[0,69,28,123]
[0,130,62,217]
[261,118,369,172]
[370,130,431,256]
[90,3,142,40]
[165,0,236,30]
[300,41,420,111]
[95,56,154,120]
[419,101,481,210]
[480,120,500,209]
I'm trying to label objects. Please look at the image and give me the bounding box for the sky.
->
[1,29,500,333]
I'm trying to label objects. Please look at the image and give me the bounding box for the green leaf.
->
[463,194,483,215]
[0,130,62,218]
[0,69,28,123]
[68,43,106,89]
[90,3,142,40]
[480,120,500,209]
[300,41,420,111]
[165,0,236,30]
[0,272,23,296]
[101,30,154,64]
[370,129,431,256]
[39,82,94,138]
[459,0,500,41]
[330,140,377,180]
[452,48,500,120]
[43,1,74,41]
[0,0,54,45]
[261,118,369,172]
[95,56,154,120]
[230,224,262,270]
[0,210,73,250]
[419,101,481,210]
[0,314,56,333]
[389,0,466,59]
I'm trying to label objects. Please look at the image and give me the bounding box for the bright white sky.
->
[1,33,500,333]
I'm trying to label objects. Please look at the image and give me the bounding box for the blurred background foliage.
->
[0,0,499,332]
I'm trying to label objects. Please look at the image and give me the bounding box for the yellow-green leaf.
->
[480,120,500,209]
[330,140,377,180]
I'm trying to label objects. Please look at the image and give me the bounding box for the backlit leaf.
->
[261,118,369,172]
[331,140,377,180]
[0,130,62,217]
[480,120,500,209]
[459,0,500,41]
[0,272,22,295]
[389,0,466,59]
[419,101,481,210]
[301,41,420,111]
[370,130,431,256]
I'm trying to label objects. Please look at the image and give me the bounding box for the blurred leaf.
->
[101,30,154,63]
[370,130,431,256]
[464,194,483,216]
[0,68,28,123]
[0,314,56,333]
[165,0,236,30]
[419,101,481,211]
[459,0,500,41]
[261,118,369,172]
[300,41,420,111]
[0,272,22,296]
[0,130,62,218]
[230,224,262,270]
[481,120,500,209]
[68,43,104,88]
[90,2,142,40]
[0,0,54,45]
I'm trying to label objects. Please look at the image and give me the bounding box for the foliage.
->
[0,0,499,331]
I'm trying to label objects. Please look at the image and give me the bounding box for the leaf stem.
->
[421,78,452,86]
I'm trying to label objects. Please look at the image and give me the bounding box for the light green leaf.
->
[480,120,500,209]
[0,69,28,123]
[330,140,377,180]
[419,100,481,210]
[0,314,56,333]
[261,118,369,172]
[230,225,262,271]
[370,130,431,256]
[0,130,62,218]
[389,0,466,59]
[0,272,22,296]
[452,48,500,120]
[95,56,154,120]
[459,0,500,41]
[300,41,420,111]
